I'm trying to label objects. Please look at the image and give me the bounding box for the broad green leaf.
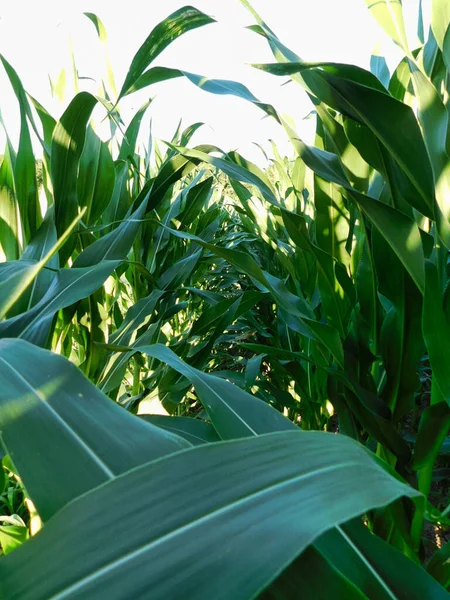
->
[0,339,190,520]
[118,6,215,99]
[0,431,420,600]
[124,65,182,96]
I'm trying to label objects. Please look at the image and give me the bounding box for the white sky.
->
[0,0,424,165]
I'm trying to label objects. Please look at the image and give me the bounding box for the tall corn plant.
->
[0,3,449,599]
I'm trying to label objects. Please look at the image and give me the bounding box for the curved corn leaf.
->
[0,431,420,600]
[118,6,215,100]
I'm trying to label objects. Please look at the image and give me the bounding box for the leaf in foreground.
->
[0,431,420,600]
[0,339,190,520]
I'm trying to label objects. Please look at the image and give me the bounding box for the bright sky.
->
[0,0,424,165]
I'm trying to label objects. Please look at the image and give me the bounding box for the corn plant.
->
[0,2,449,599]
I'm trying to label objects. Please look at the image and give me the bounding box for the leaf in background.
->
[84,12,117,98]
[8,209,59,316]
[431,0,450,51]
[0,431,420,600]
[51,92,97,257]
[163,224,345,366]
[252,61,435,220]
[28,95,57,155]
[413,403,450,470]
[0,260,119,346]
[135,343,297,438]
[118,6,216,100]
[109,289,164,347]
[0,142,19,261]
[13,93,39,244]
[363,0,410,54]
[167,145,279,207]
[407,61,450,247]
[427,541,450,590]
[178,176,213,227]
[140,415,220,446]
[77,125,115,226]
[73,185,150,268]
[0,55,41,242]
[423,261,450,405]
[0,55,49,153]
[0,339,190,521]
[118,99,152,160]
[290,142,426,293]
[371,44,391,88]
[0,209,83,321]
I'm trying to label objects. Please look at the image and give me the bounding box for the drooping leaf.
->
[0,339,190,520]
[118,6,215,99]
